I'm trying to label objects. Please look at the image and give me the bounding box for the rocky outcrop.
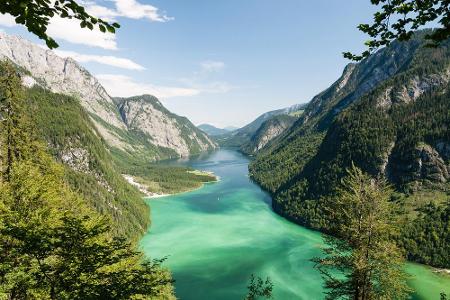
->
[377,71,450,108]
[301,38,422,128]
[0,33,124,128]
[117,95,216,157]
[241,114,297,154]
[0,32,216,160]
[387,143,450,185]
[219,103,306,148]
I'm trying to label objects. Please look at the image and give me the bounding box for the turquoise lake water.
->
[140,149,450,299]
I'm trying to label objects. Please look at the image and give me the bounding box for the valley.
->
[140,149,450,300]
[0,7,449,298]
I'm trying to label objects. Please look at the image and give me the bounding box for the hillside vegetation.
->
[0,62,175,299]
[250,31,450,268]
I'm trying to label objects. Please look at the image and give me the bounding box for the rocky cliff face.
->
[218,103,306,148]
[0,33,126,145]
[387,143,450,185]
[298,36,423,131]
[241,114,297,154]
[250,31,450,220]
[117,95,216,157]
[0,32,215,160]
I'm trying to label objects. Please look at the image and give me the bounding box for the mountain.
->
[198,124,230,136]
[24,85,149,240]
[0,33,217,241]
[115,95,216,158]
[224,126,239,131]
[249,31,450,268]
[240,114,297,154]
[218,103,306,148]
[0,32,216,162]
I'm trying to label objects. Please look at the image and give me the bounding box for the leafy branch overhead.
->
[0,0,120,49]
[345,0,450,61]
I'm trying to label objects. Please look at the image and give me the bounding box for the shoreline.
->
[146,175,220,199]
[433,268,450,276]
[123,171,220,199]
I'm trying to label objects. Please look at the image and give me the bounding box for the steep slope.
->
[0,32,216,162]
[198,124,230,136]
[218,103,306,148]
[224,126,239,131]
[250,32,428,193]
[241,114,297,154]
[250,31,450,268]
[0,32,127,147]
[23,85,148,241]
[4,68,216,242]
[115,95,216,159]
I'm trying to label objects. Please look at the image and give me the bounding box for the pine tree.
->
[314,165,411,300]
[0,61,174,299]
[0,62,29,181]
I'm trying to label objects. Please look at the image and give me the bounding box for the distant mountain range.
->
[216,103,307,151]
[198,124,232,136]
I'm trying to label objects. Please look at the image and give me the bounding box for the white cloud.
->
[198,81,234,93]
[0,12,118,50]
[86,4,119,21]
[54,49,145,70]
[47,17,118,49]
[114,0,173,22]
[200,60,226,72]
[178,60,234,94]
[84,0,172,22]
[0,1,172,49]
[96,74,200,98]
[0,14,17,27]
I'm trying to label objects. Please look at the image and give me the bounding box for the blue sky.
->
[0,0,378,127]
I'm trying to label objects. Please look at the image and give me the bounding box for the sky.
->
[0,0,378,128]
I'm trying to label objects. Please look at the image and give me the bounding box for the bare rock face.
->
[388,143,450,184]
[377,71,450,108]
[60,147,90,173]
[117,95,217,157]
[254,120,292,152]
[0,33,124,130]
[120,97,190,156]
[0,32,216,160]
[302,39,420,125]
[241,115,297,154]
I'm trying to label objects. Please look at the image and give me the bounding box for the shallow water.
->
[140,150,450,299]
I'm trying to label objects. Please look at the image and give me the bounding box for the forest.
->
[250,33,450,269]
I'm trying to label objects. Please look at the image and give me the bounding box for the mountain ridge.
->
[249,31,450,268]
[0,32,216,162]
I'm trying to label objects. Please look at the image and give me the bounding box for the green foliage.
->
[313,166,411,300]
[251,35,450,268]
[0,0,119,48]
[399,201,450,268]
[345,0,450,60]
[249,132,324,193]
[0,60,174,299]
[244,275,273,300]
[0,161,174,299]
[125,163,216,195]
[24,86,149,241]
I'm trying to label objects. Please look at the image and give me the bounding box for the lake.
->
[140,149,450,299]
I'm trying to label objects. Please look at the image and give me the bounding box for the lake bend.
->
[140,149,450,300]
